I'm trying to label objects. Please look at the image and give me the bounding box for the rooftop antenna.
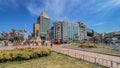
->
[41,8,46,16]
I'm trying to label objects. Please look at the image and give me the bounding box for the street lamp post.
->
[93,36,96,46]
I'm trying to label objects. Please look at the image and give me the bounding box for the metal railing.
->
[53,48,120,68]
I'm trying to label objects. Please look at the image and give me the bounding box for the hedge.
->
[79,43,95,47]
[0,47,51,62]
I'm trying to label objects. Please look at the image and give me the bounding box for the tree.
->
[31,33,34,37]
[11,29,18,42]
[11,29,16,38]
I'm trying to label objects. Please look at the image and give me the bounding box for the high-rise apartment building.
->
[78,22,87,41]
[37,11,50,40]
[67,22,79,41]
[54,21,62,41]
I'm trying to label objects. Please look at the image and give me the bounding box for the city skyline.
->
[0,0,120,34]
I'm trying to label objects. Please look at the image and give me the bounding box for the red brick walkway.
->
[52,44,120,68]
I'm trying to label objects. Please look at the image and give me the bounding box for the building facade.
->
[46,29,51,40]
[54,21,62,41]
[50,27,54,40]
[93,31,102,43]
[66,21,79,42]
[86,28,102,43]
[78,22,87,41]
[86,28,94,41]
[37,12,50,40]
[54,20,79,42]
[104,31,120,43]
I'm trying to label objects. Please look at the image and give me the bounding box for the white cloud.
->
[24,0,81,20]
[45,0,65,16]
[26,4,43,16]
[0,0,18,8]
[93,0,120,13]
[72,0,120,15]
[0,0,120,20]
[92,22,105,26]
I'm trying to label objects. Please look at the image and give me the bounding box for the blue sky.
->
[0,0,120,35]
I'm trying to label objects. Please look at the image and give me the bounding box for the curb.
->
[63,46,120,57]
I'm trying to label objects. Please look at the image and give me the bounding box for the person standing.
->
[36,41,38,46]
[4,41,6,46]
[45,40,48,47]
[51,40,53,48]
[6,40,8,46]
[1,41,4,47]
[105,41,107,45]
[41,40,44,46]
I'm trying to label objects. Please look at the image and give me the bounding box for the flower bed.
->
[0,47,51,62]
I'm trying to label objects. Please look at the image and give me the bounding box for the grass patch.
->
[87,44,120,54]
[0,52,107,68]
[67,43,120,54]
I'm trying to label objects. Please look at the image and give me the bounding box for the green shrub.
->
[20,51,31,60]
[0,53,4,62]
[30,50,39,58]
[3,51,12,61]
[0,47,51,62]
[11,51,19,60]
[79,43,95,47]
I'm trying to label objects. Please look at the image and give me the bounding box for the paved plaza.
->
[0,43,120,68]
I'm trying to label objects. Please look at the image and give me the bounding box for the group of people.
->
[41,40,53,48]
[42,40,48,46]
[0,40,53,48]
[1,40,8,47]
[13,40,22,46]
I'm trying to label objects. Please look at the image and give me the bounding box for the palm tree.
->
[19,30,23,33]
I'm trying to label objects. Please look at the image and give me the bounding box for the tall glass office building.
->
[54,20,79,42]
[62,21,79,42]
[67,22,79,41]
[37,12,50,40]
